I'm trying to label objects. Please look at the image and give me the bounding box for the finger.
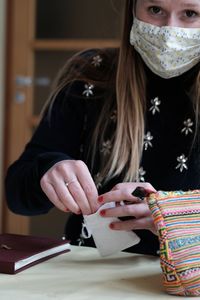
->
[47,161,86,214]
[75,162,99,213]
[42,182,69,212]
[100,203,150,219]
[110,216,155,232]
[98,183,156,205]
[98,190,141,205]
[66,179,95,215]
[112,182,157,194]
[51,179,81,214]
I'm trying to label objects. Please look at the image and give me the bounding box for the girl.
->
[5,0,200,255]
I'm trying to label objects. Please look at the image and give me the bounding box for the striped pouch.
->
[147,190,200,296]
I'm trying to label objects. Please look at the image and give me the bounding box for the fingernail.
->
[109,223,114,229]
[100,209,106,216]
[65,208,70,212]
[98,196,104,203]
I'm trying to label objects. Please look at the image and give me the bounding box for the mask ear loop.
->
[131,0,137,26]
[132,0,136,18]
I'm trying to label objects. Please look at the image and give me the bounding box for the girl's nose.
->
[164,15,179,27]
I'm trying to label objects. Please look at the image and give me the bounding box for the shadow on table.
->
[119,273,164,295]
[67,253,159,269]
[64,254,163,295]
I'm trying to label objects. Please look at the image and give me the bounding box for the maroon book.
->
[0,233,70,274]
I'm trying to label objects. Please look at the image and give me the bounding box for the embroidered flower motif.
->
[176,154,188,172]
[77,237,85,246]
[94,172,103,189]
[181,118,193,135]
[91,55,103,67]
[144,131,153,150]
[110,110,117,122]
[138,167,146,182]
[100,140,112,155]
[82,83,94,97]
[149,97,161,115]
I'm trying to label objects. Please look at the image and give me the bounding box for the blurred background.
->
[0,0,122,238]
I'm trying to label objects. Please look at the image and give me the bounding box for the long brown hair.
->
[44,0,146,182]
[111,0,146,181]
[94,0,146,182]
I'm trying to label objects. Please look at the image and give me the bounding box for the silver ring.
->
[64,179,77,187]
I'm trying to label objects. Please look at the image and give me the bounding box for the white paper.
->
[15,243,71,271]
[84,202,140,257]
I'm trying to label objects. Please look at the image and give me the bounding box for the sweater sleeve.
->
[5,82,87,216]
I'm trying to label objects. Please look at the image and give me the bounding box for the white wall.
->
[0,0,6,231]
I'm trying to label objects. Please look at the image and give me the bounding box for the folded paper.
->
[84,202,140,256]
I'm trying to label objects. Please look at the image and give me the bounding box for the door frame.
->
[3,0,36,234]
[0,0,7,233]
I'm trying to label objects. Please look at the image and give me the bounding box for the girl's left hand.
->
[98,182,158,235]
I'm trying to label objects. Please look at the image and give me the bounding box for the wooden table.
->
[0,246,195,299]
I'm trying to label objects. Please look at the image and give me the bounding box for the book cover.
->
[0,233,70,274]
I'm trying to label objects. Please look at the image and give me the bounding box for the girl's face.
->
[135,0,200,28]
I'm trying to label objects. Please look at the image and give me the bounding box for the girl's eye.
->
[149,6,162,15]
[185,10,198,18]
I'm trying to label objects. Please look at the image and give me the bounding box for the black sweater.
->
[5,49,200,255]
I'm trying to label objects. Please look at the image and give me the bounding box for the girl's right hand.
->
[40,160,99,215]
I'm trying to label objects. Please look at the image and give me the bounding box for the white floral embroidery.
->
[77,237,84,246]
[144,131,153,151]
[91,55,103,67]
[181,118,193,135]
[82,83,94,97]
[110,110,117,122]
[100,140,112,155]
[149,97,161,115]
[176,154,188,172]
[138,167,146,182]
[94,173,103,189]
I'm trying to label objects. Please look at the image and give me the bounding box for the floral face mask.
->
[130,18,200,79]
